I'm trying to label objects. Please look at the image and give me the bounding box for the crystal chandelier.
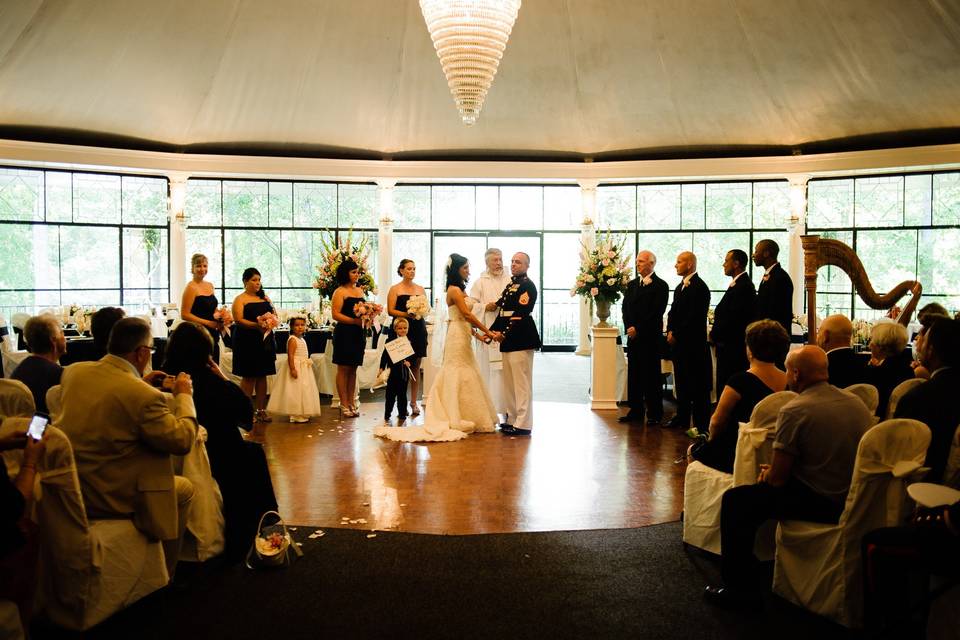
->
[419,0,522,126]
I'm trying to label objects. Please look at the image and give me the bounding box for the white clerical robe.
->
[469,270,512,414]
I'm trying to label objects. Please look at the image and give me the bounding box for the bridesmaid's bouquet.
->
[353,301,384,336]
[405,295,430,320]
[257,312,280,340]
[213,306,233,327]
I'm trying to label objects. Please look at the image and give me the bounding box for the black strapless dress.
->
[333,297,365,366]
[190,293,221,363]
[390,293,428,358]
[232,300,277,377]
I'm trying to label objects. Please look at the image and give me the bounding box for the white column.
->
[376,179,396,308]
[590,326,620,409]
[786,175,809,315]
[576,180,598,356]
[168,173,189,304]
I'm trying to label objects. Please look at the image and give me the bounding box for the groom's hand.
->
[485,302,498,312]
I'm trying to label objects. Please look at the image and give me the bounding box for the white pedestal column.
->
[376,180,396,307]
[168,174,189,303]
[590,325,620,410]
[576,181,598,356]
[786,176,809,315]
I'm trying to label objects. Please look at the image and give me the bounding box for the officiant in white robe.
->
[469,248,511,414]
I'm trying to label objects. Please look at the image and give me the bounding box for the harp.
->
[800,235,921,344]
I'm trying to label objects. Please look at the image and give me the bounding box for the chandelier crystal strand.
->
[419,0,521,125]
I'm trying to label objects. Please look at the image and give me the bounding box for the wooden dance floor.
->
[255,400,690,535]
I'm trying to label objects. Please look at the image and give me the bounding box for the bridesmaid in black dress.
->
[180,253,226,363]
[331,259,366,417]
[387,259,428,415]
[231,267,277,422]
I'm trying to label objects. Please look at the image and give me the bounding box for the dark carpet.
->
[34,522,858,640]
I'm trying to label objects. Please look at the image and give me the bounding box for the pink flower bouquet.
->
[213,306,233,327]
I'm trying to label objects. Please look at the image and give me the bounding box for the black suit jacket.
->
[865,350,916,418]
[756,263,794,333]
[667,273,710,350]
[827,348,870,389]
[894,367,960,481]
[622,272,669,342]
[710,273,757,348]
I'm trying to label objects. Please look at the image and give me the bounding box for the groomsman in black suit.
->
[711,249,757,394]
[753,239,794,367]
[619,250,669,425]
[816,314,869,388]
[666,251,712,432]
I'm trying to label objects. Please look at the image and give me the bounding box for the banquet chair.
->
[11,313,29,351]
[46,385,63,422]
[165,397,226,561]
[772,418,931,628]
[884,377,925,420]
[844,383,879,415]
[0,379,35,419]
[0,312,12,353]
[943,423,960,489]
[681,391,797,556]
[1,351,30,380]
[309,338,335,396]
[2,418,169,630]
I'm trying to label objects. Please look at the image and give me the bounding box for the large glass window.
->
[0,167,169,318]
[808,171,960,320]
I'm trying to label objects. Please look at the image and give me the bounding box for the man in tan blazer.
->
[58,317,197,576]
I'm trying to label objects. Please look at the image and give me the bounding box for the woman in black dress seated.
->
[865,322,914,418]
[180,253,226,363]
[331,259,366,418]
[386,259,429,416]
[231,268,277,423]
[162,321,278,560]
[690,319,789,473]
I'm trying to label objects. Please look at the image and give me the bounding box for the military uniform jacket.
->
[491,275,541,352]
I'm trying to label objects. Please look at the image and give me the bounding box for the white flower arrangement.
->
[405,294,430,320]
[570,230,632,304]
[852,318,873,346]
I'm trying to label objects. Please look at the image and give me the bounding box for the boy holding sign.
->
[380,317,416,424]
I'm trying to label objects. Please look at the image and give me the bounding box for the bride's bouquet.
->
[257,312,280,340]
[213,306,233,327]
[405,294,430,320]
[353,301,384,336]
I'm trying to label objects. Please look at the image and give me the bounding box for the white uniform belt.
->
[499,310,514,317]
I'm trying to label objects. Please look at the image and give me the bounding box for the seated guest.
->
[895,316,960,482]
[816,314,868,389]
[11,314,66,413]
[690,320,788,473]
[0,428,45,632]
[704,346,874,607]
[58,317,197,576]
[89,306,125,360]
[911,303,950,379]
[864,322,913,418]
[162,322,278,560]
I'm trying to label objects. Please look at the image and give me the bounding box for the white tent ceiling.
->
[1,0,959,161]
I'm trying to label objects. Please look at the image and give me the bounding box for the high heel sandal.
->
[257,409,272,423]
[339,405,357,418]
[410,403,421,417]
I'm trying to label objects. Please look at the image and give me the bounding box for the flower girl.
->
[267,316,322,422]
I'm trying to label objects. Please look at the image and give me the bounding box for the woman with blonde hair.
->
[180,253,227,363]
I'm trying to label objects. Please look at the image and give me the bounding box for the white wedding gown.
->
[374,305,498,442]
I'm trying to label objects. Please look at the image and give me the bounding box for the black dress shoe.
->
[617,413,643,423]
[665,417,689,429]
[645,417,663,426]
[501,425,531,436]
[499,423,514,432]
[703,585,757,610]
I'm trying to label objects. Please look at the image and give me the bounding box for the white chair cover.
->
[10,420,169,631]
[46,384,63,423]
[0,379,35,419]
[172,426,225,561]
[772,418,931,628]
[0,312,11,353]
[0,600,24,640]
[309,339,335,396]
[1,351,30,380]
[885,377,925,420]
[682,391,797,555]
[943,423,960,489]
[844,383,880,415]
[11,313,29,331]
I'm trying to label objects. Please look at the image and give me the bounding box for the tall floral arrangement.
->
[570,230,632,303]
[313,230,377,299]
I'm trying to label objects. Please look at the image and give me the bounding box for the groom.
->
[492,252,541,436]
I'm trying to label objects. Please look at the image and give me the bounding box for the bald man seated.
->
[817,314,869,388]
[704,346,874,608]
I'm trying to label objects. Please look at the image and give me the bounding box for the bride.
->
[374,254,500,442]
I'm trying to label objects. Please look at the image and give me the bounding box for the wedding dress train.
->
[374,305,498,442]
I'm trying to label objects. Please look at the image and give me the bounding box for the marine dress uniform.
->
[491,273,541,435]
